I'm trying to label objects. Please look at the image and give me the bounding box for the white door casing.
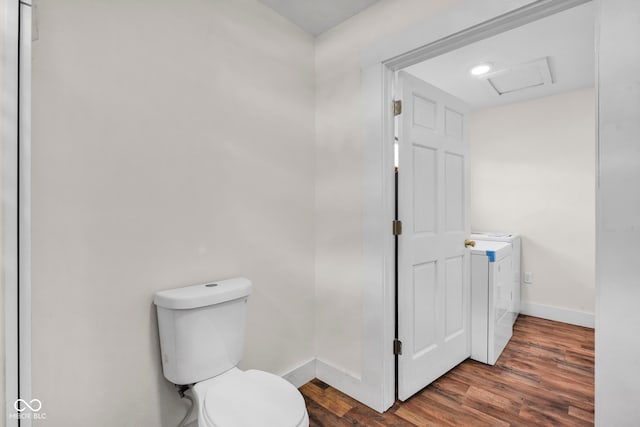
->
[355,0,587,412]
[397,71,471,400]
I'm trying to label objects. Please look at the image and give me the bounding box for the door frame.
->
[3,0,21,423]
[359,0,592,412]
[3,0,32,425]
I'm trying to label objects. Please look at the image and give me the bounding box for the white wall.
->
[470,88,595,317]
[315,0,459,380]
[596,0,640,424]
[0,0,5,420]
[31,0,315,426]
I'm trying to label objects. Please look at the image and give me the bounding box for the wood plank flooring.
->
[300,315,594,426]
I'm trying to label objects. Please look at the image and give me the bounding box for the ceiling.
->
[258,0,380,36]
[404,2,595,110]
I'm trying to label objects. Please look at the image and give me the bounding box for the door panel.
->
[445,255,464,339]
[412,146,437,233]
[397,71,471,401]
[413,261,437,353]
[445,152,464,231]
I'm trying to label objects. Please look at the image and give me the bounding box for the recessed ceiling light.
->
[470,64,492,76]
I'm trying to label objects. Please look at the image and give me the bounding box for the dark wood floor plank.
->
[395,397,459,427]
[300,315,594,426]
[459,404,511,427]
[569,405,595,424]
[310,378,331,390]
[304,398,355,427]
[299,381,354,417]
[344,404,417,427]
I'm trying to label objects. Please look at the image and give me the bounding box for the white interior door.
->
[397,71,471,401]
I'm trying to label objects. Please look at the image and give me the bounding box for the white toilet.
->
[154,277,309,427]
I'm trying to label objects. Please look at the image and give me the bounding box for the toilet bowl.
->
[193,368,308,427]
[154,277,309,427]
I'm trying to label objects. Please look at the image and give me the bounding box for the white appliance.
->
[154,277,309,427]
[471,232,521,324]
[470,241,513,365]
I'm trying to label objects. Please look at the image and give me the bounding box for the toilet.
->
[154,277,309,427]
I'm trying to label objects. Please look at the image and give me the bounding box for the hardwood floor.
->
[300,315,594,426]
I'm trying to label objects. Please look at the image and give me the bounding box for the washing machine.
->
[470,240,513,365]
[471,232,521,324]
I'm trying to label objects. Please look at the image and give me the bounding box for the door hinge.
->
[393,100,402,116]
[393,339,403,355]
[392,220,403,236]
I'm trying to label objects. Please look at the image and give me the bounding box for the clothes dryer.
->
[471,232,521,324]
[470,240,513,365]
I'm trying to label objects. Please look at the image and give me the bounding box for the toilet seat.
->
[196,369,308,427]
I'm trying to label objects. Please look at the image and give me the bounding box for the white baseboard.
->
[282,358,382,411]
[281,358,316,388]
[315,359,382,411]
[520,302,594,328]
[315,359,362,393]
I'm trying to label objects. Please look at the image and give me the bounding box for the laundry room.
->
[401,1,595,329]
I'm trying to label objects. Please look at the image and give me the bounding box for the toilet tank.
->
[154,277,252,385]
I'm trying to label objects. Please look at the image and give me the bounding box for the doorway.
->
[392,1,595,401]
[356,0,595,411]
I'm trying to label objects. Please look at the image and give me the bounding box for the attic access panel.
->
[485,57,554,95]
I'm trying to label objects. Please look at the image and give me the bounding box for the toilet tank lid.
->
[154,277,252,310]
